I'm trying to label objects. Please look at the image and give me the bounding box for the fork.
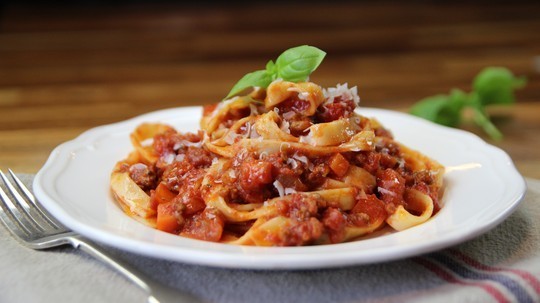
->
[0,169,205,303]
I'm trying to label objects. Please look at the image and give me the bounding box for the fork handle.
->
[68,235,205,303]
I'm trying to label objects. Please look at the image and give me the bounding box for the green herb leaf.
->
[266,60,277,75]
[224,45,326,99]
[471,105,503,141]
[409,67,526,141]
[225,70,273,99]
[410,95,454,126]
[409,89,467,127]
[275,45,326,82]
[473,67,527,106]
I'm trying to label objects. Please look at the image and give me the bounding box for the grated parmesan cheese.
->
[378,187,396,197]
[173,140,203,150]
[273,179,296,197]
[175,153,185,162]
[280,119,291,134]
[286,157,298,169]
[259,151,269,160]
[282,111,296,120]
[273,180,285,197]
[323,83,360,106]
[292,153,309,164]
[162,153,175,165]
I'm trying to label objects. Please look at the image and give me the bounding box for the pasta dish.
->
[110,80,444,246]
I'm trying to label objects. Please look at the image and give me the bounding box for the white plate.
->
[33,107,526,269]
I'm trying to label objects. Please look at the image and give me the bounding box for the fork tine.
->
[8,169,38,206]
[7,169,62,229]
[0,175,33,238]
[0,170,53,232]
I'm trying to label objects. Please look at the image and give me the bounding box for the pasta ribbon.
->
[265,81,325,116]
[110,172,154,218]
[131,123,174,165]
[386,189,434,231]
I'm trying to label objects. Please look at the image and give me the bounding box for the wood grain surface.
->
[1,1,539,178]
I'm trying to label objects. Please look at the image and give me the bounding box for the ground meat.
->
[303,162,330,188]
[280,217,324,246]
[322,207,347,243]
[374,138,401,169]
[281,112,312,137]
[153,130,211,173]
[376,168,406,214]
[276,96,311,114]
[172,168,207,215]
[180,208,225,242]
[161,161,193,192]
[354,151,381,175]
[266,153,308,193]
[129,163,156,191]
[185,146,214,167]
[315,97,355,123]
[276,193,320,221]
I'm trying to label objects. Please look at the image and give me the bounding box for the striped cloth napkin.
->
[0,175,539,303]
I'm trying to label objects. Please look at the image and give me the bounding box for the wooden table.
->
[1,2,540,178]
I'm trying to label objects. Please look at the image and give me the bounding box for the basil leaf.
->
[225,70,273,99]
[275,45,326,82]
[410,67,526,140]
[224,45,326,100]
[266,60,277,75]
[471,105,503,141]
[410,94,463,127]
[473,67,527,106]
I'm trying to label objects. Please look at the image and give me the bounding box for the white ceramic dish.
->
[33,107,526,269]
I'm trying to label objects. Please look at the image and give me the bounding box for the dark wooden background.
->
[1,1,540,178]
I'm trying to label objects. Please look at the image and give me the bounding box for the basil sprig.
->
[225,45,326,99]
[410,67,526,140]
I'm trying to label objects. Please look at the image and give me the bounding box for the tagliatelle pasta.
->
[111,80,444,246]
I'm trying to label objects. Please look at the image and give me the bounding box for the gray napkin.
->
[1,175,539,303]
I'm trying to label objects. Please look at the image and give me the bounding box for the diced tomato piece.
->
[150,183,177,210]
[182,196,206,215]
[239,159,273,191]
[156,202,182,233]
[328,153,350,177]
[349,194,386,227]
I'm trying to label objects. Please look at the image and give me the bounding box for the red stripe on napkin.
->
[450,249,540,295]
[414,258,511,303]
